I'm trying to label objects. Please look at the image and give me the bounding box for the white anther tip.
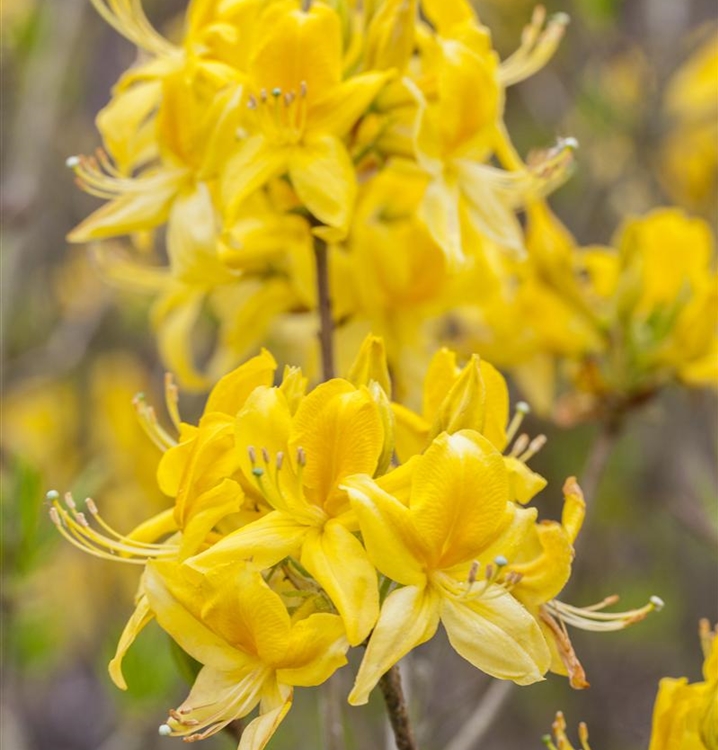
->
[158,724,172,737]
[561,136,579,150]
[65,156,81,168]
[516,401,531,414]
[46,490,60,500]
[494,555,508,567]
[649,595,665,611]
[552,12,570,25]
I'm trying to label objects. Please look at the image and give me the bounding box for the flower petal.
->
[300,522,379,646]
[441,587,550,684]
[349,584,440,705]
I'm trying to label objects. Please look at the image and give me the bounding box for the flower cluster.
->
[450,204,718,421]
[48,337,661,748]
[66,0,574,390]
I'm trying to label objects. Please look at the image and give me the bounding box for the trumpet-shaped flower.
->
[342,429,552,704]
[145,560,348,750]
[186,377,387,645]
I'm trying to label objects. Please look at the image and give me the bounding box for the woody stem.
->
[379,665,417,750]
[314,236,335,380]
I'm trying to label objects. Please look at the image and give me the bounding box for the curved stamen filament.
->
[500,6,569,87]
[89,0,177,57]
[133,393,177,451]
[48,491,177,563]
[545,595,664,632]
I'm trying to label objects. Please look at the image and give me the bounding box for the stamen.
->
[89,0,178,56]
[159,724,172,736]
[499,6,570,87]
[133,393,176,451]
[518,434,547,462]
[509,433,530,458]
[505,401,531,444]
[164,373,181,432]
[467,561,479,585]
[545,595,664,632]
[66,155,81,169]
[248,446,257,465]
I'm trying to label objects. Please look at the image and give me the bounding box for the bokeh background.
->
[2,1,717,749]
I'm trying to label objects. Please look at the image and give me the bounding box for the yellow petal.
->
[349,584,440,705]
[221,135,288,220]
[205,349,277,416]
[504,457,547,505]
[178,478,243,560]
[277,613,348,685]
[441,587,550,684]
[347,334,392,396]
[478,359,509,450]
[144,562,247,670]
[392,402,430,463]
[185,512,309,573]
[291,380,383,515]
[423,347,460,418]
[109,592,154,690]
[343,473,427,586]
[239,687,293,750]
[300,522,379,646]
[428,353,485,441]
[410,430,510,569]
[288,135,356,232]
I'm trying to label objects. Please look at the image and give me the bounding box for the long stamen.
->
[505,401,530,445]
[89,0,177,56]
[133,393,177,451]
[500,7,570,87]
[48,491,177,563]
[164,373,182,432]
[545,595,664,632]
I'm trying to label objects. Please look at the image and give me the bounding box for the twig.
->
[379,665,417,750]
[314,237,335,380]
[443,680,514,750]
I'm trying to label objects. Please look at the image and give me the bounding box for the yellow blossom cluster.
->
[66,0,575,390]
[48,337,661,748]
[451,204,718,421]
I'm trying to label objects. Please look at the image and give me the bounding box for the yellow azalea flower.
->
[408,1,575,263]
[186,376,387,645]
[145,560,348,749]
[649,620,718,750]
[342,429,552,704]
[391,347,548,504]
[543,711,593,750]
[221,0,390,236]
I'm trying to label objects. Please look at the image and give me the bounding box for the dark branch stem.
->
[314,237,335,380]
[379,665,417,750]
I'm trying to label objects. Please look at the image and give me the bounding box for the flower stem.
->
[379,665,417,750]
[314,236,335,380]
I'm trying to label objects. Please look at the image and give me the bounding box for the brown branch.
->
[314,237,335,380]
[379,665,417,750]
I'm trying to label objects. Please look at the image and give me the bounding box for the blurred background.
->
[1,0,716,749]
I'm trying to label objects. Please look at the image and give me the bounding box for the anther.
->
[49,507,62,525]
[64,492,77,510]
[296,447,306,467]
[299,81,307,97]
[560,136,579,150]
[276,451,284,470]
[65,155,81,168]
[467,561,479,584]
[247,95,258,110]
[283,91,295,106]
[649,595,665,611]
[46,490,60,501]
[494,555,508,567]
[520,434,547,461]
[271,87,282,97]
[484,564,494,581]
[252,467,265,477]
[247,446,257,465]
[261,447,270,464]
[159,724,172,736]
[260,88,268,103]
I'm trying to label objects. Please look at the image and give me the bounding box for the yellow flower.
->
[145,560,348,750]
[186,376,387,645]
[221,0,390,236]
[409,2,575,263]
[391,347,548,504]
[342,429,552,704]
[649,620,718,750]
